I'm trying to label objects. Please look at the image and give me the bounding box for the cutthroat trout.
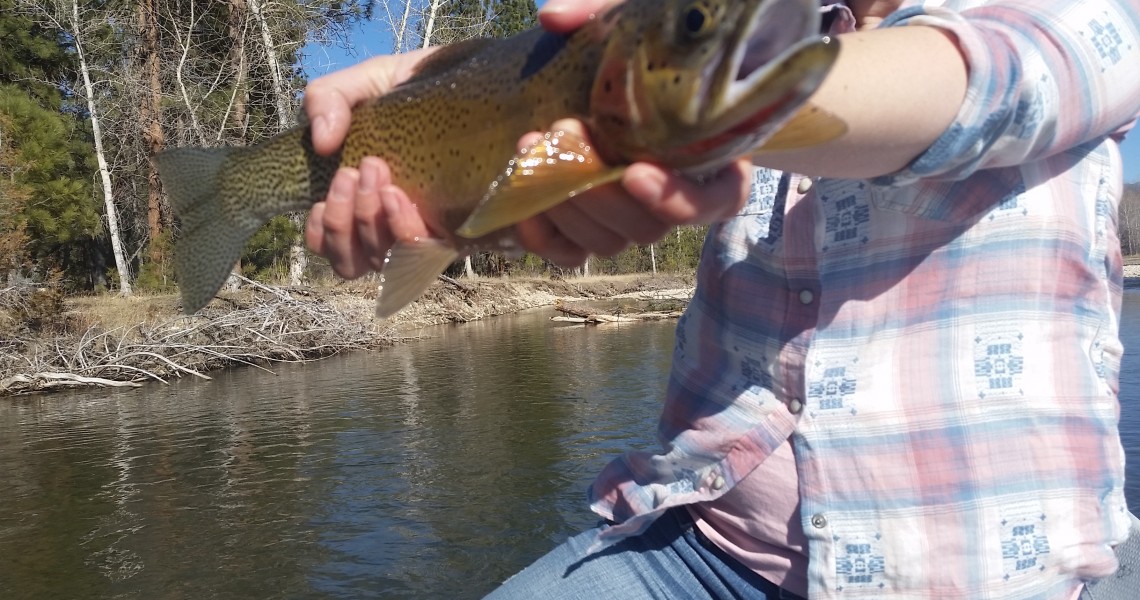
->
[156,0,844,317]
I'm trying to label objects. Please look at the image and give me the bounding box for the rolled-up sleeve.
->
[873,0,1140,186]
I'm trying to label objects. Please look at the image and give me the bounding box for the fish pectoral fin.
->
[456,130,626,239]
[754,102,848,154]
[376,239,460,319]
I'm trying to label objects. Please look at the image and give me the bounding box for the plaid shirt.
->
[587,1,1140,598]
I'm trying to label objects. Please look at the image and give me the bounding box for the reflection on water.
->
[0,310,673,599]
[1117,292,1140,509]
[2,296,1140,599]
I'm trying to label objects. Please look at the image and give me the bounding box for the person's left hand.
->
[513,120,752,267]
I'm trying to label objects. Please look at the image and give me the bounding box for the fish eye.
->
[682,4,713,38]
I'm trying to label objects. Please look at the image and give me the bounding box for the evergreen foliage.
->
[0,84,102,288]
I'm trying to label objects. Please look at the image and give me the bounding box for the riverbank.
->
[0,273,694,396]
[1125,263,1140,287]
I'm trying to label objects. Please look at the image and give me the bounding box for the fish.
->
[155,0,845,318]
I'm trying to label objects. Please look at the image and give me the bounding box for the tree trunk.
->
[139,0,165,265]
[72,0,131,296]
[248,0,290,127]
[649,243,657,274]
[421,0,445,48]
[225,0,249,143]
[249,0,306,285]
[392,0,414,53]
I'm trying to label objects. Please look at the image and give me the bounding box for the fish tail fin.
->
[156,147,261,314]
[376,239,459,319]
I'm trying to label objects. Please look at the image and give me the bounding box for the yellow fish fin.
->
[754,102,848,154]
[456,130,626,239]
[375,238,459,319]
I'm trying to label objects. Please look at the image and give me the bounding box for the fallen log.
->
[0,372,143,393]
[552,300,682,324]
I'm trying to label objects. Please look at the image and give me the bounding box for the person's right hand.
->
[513,0,751,267]
[303,52,435,279]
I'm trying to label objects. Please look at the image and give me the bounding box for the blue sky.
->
[301,17,1140,184]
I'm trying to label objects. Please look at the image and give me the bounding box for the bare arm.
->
[758,25,967,178]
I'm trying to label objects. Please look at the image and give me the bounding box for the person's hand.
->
[305,0,752,275]
[514,120,751,267]
[303,53,434,279]
[514,0,752,267]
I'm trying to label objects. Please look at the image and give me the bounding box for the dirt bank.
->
[1,273,694,395]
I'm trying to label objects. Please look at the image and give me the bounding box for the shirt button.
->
[797,177,814,194]
[711,475,726,491]
[811,513,828,529]
[789,398,804,414]
[798,289,814,305]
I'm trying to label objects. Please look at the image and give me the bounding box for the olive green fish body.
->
[336,28,606,243]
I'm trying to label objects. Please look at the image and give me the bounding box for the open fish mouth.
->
[669,0,838,172]
[719,0,822,106]
[735,0,817,81]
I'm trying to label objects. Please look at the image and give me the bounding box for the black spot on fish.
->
[520,33,568,81]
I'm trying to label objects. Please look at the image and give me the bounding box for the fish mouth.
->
[725,0,821,99]
[682,0,836,163]
[737,1,817,81]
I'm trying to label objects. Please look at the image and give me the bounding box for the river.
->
[2,296,1139,599]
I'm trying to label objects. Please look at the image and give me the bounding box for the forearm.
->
[764,0,1140,183]
[755,25,967,179]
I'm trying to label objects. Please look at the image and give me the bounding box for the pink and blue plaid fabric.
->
[587,1,1140,598]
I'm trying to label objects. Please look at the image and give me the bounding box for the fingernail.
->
[538,2,570,15]
[633,167,668,206]
[329,169,357,202]
[359,163,377,194]
[379,186,401,217]
[312,115,328,142]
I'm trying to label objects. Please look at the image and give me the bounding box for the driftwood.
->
[0,283,391,396]
[552,300,683,325]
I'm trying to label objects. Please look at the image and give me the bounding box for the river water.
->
[2,296,1140,599]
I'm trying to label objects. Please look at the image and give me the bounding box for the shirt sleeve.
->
[872,0,1140,186]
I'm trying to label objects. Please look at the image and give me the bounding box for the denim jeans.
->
[484,507,805,600]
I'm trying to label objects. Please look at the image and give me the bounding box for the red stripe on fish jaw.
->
[670,89,797,160]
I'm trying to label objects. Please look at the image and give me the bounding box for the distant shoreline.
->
[1124,263,1140,288]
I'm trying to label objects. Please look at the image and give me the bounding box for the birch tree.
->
[69,0,133,295]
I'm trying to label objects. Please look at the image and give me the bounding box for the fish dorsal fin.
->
[754,102,848,153]
[456,130,626,239]
[403,38,498,85]
[376,238,460,319]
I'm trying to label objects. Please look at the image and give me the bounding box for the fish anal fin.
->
[376,238,460,319]
[457,130,626,239]
[754,102,848,154]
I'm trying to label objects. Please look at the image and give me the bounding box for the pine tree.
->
[0,85,102,287]
[490,0,536,38]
